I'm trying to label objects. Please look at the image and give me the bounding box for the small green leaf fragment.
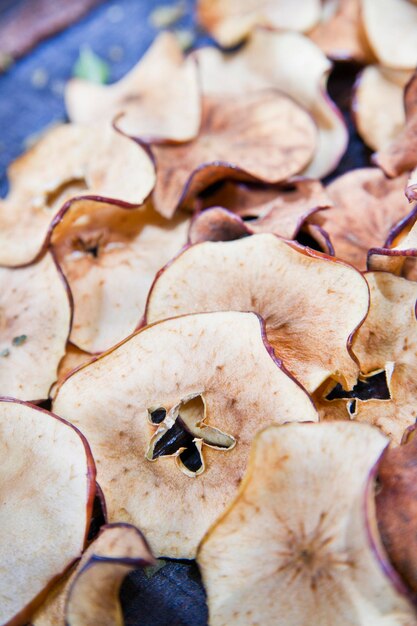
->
[12,335,27,347]
[73,46,109,84]
[149,2,186,28]
[144,558,167,578]
[0,348,10,357]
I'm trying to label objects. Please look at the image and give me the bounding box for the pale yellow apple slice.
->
[0,123,155,267]
[196,0,322,47]
[0,252,71,401]
[0,399,96,626]
[65,32,201,143]
[194,29,347,178]
[150,90,317,219]
[198,421,416,626]
[53,311,317,558]
[146,234,369,393]
[52,200,189,353]
[361,0,417,70]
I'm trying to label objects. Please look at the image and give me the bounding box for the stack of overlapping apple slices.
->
[2,7,417,624]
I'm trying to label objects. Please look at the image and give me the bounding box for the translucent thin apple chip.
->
[0,252,71,401]
[33,524,154,626]
[318,168,412,270]
[353,66,412,151]
[195,29,347,178]
[198,421,416,626]
[0,399,96,626]
[0,123,155,267]
[361,0,417,70]
[151,90,317,219]
[53,312,317,558]
[146,234,369,393]
[196,0,322,47]
[374,72,417,177]
[309,0,375,63]
[52,200,189,353]
[66,32,201,143]
[351,272,417,443]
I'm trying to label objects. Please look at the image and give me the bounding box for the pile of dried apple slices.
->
[2,6,417,623]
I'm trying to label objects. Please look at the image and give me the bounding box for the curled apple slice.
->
[0,123,155,267]
[53,311,317,558]
[198,421,416,626]
[146,234,369,393]
[318,168,412,270]
[66,32,201,143]
[367,212,417,279]
[361,0,417,70]
[353,66,412,151]
[195,29,347,178]
[150,90,317,219]
[52,200,189,353]
[0,399,96,626]
[407,167,417,202]
[33,524,154,626]
[0,252,71,401]
[196,0,321,47]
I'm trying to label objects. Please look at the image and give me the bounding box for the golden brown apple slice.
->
[150,90,317,219]
[351,272,417,443]
[0,252,71,401]
[0,123,155,267]
[353,67,412,151]
[146,234,369,393]
[32,524,154,626]
[66,32,201,143]
[317,168,412,270]
[53,311,317,558]
[198,421,416,626]
[196,0,321,47]
[194,29,347,178]
[361,0,417,70]
[0,399,96,626]
[52,200,189,353]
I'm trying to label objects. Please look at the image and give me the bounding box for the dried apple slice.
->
[150,90,317,219]
[361,0,417,70]
[66,32,201,143]
[146,234,369,393]
[0,399,96,626]
[53,311,318,558]
[33,524,154,626]
[195,29,347,178]
[407,167,417,202]
[0,252,71,401]
[367,212,417,279]
[353,66,412,151]
[196,0,322,47]
[318,168,412,270]
[52,200,189,353]
[0,123,155,267]
[189,208,251,244]
[198,421,416,626]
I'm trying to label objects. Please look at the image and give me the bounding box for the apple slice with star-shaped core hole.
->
[197,421,417,626]
[32,524,154,626]
[0,252,71,401]
[149,90,317,219]
[0,123,155,267]
[196,0,321,47]
[51,199,189,353]
[0,399,96,626]
[145,234,369,394]
[316,168,412,271]
[53,311,317,558]
[65,32,201,143]
[194,29,347,179]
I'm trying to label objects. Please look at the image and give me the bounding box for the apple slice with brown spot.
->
[198,421,416,626]
[145,234,369,393]
[53,311,317,558]
[0,123,155,267]
[65,32,201,143]
[0,399,96,626]
[0,252,71,401]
